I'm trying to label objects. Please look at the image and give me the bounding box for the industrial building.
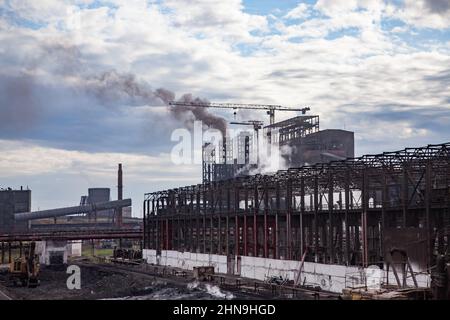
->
[265,116,354,165]
[143,142,450,295]
[0,188,31,234]
[0,165,136,235]
[202,115,354,183]
[26,165,137,232]
[1,106,449,298]
[79,188,132,220]
[0,164,138,269]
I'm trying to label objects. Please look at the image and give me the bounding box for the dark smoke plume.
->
[170,93,227,136]
[83,70,227,135]
[423,0,450,13]
[39,42,227,134]
[155,88,176,104]
[0,74,39,130]
[85,70,163,106]
[1,41,228,136]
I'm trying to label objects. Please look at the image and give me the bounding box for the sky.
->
[0,0,449,215]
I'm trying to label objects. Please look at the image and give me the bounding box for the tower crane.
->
[230,120,264,131]
[169,101,310,125]
[230,120,264,166]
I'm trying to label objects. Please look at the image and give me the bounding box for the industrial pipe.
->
[14,199,132,221]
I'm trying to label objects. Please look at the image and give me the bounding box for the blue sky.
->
[0,0,449,214]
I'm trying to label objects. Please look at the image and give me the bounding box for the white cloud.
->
[0,0,448,130]
[308,0,450,35]
[284,3,309,20]
[314,0,359,16]
[392,0,450,29]
[161,0,269,43]
[0,0,449,209]
[275,0,389,42]
[355,120,428,141]
[391,25,409,33]
[314,0,387,16]
[0,139,199,182]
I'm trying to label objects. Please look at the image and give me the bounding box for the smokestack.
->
[117,163,123,227]
[244,136,250,165]
[223,137,227,164]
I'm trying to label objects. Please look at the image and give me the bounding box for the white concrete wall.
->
[68,241,82,257]
[35,241,69,265]
[142,249,431,293]
[143,249,157,264]
[35,241,46,264]
[239,256,360,293]
[143,250,227,274]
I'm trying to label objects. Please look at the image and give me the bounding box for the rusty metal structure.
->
[202,116,354,183]
[144,142,450,271]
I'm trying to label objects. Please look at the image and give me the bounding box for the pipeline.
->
[14,199,132,221]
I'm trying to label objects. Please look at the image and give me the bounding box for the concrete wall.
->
[143,249,227,274]
[143,249,431,294]
[35,241,69,265]
[238,256,365,293]
[68,240,82,257]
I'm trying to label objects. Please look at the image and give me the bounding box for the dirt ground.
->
[0,259,334,300]
[0,263,152,300]
[0,261,247,300]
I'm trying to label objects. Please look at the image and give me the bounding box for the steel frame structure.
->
[264,115,320,144]
[144,143,450,268]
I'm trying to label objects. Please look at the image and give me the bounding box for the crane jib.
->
[168,101,310,112]
[168,101,311,125]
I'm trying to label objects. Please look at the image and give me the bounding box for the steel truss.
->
[144,143,450,268]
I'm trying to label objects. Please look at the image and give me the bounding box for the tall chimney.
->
[117,163,123,227]
[222,137,227,164]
